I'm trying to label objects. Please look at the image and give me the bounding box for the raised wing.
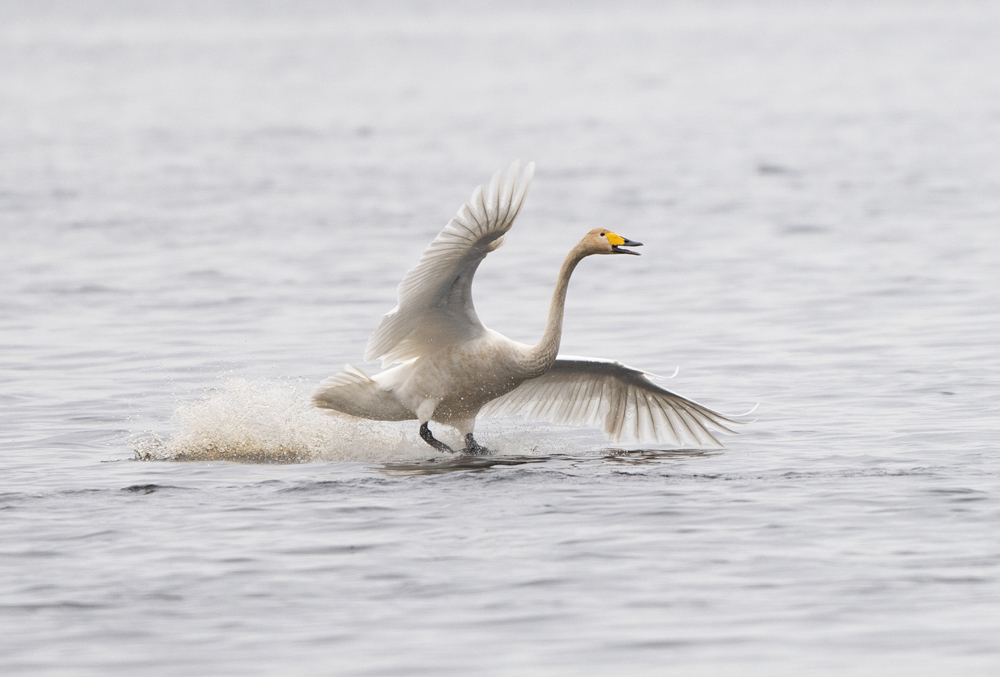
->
[479,356,743,447]
[365,161,535,366]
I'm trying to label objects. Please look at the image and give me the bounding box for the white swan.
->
[313,161,742,454]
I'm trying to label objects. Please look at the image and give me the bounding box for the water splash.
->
[132,378,433,464]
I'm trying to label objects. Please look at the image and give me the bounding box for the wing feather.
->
[480,356,743,447]
[365,162,535,366]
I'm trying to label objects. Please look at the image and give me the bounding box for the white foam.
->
[133,378,437,464]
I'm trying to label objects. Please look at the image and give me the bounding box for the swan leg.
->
[462,434,491,456]
[419,422,455,453]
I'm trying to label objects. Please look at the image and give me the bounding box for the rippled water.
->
[3,1,1000,674]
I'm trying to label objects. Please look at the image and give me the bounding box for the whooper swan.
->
[313,162,742,454]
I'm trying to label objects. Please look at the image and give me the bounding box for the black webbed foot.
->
[461,434,491,456]
[420,422,455,453]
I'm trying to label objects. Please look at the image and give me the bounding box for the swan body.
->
[314,162,741,453]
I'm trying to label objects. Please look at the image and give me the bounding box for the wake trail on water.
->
[132,378,567,464]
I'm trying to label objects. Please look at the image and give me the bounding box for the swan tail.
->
[312,364,415,422]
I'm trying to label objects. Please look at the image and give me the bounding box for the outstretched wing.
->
[479,356,743,447]
[365,161,535,366]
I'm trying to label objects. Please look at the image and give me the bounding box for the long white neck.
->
[519,244,587,378]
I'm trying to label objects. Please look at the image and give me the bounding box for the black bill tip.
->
[612,237,643,255]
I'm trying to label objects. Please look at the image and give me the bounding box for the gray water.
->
[2,1,1000,674]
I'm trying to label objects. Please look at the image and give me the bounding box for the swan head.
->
[584,228,643,256]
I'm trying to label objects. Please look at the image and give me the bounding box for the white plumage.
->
[364,162,534,367]
[314,162,742,453]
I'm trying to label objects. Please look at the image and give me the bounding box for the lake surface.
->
[2,1,999,674]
